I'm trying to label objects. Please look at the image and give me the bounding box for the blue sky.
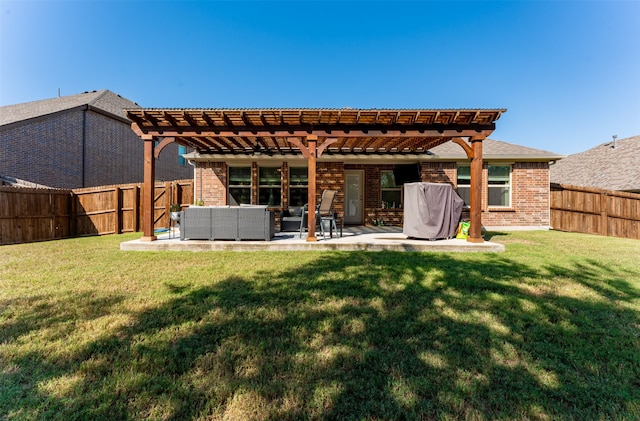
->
[1,0,639,154]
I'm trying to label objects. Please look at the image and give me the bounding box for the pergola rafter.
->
[127,108,505,243]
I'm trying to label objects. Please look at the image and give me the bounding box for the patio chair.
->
[280,206,305,234]
[316,189,338,240]
[299,190,339,240]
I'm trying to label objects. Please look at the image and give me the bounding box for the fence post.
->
[164,181,172,228]
[114,187,121,234]
[134,185,140,233]
[600,192,608,236]
[69,192,77,237]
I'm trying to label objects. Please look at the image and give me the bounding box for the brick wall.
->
[85,111,141,186]
[85,111,192,186]
[451,162,551,228]
[479,162,550,228]
[195,161,227,205]
[421,162,456,184]
[317,162,345,217]
[1,110,85,188]
[194,159,552,229]
[1,108,193,189]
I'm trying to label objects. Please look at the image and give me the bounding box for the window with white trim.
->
[456,165,471,206]
[288,167,308,207]
[487,165,511,207]
[381,171,402,208]
[457,164,512,208]
[228,166,251,205]
[258,166,282,207]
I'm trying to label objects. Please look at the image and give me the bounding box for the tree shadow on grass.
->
[0,292,126,345]
[2,252,639,420]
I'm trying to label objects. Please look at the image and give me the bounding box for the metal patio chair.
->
[299,190,339,240]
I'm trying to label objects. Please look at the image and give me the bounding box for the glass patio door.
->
[344,170,363,225]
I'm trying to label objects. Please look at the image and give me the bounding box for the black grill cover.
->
[402,182,464,240]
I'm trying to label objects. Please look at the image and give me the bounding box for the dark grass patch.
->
[1,231,639,420]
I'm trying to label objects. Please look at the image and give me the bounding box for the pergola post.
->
[452,136,485,243]
[306,135,318,242]
[141,136,157,241]
[468,137,484,243]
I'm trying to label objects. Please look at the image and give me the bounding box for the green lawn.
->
[1,231,639,420]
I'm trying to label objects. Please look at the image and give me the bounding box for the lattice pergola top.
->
[127,108,505,154]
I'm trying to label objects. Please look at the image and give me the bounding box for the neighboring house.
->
[188,137,563,230]
[550,135,640,193]
[0,90,192,188]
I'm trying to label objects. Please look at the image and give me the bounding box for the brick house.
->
[189,138,562,230]
[0,90,192,188]
[126,108,563,242]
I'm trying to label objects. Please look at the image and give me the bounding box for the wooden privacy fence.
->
[0,187,71,245]
[0,180,193,245]
[551,183,640,240]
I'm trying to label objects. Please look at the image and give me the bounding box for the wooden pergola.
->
[126,108,505,243]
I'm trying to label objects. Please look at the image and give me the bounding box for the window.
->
[258,166,281,207]
[381,171,401,208]
[488,165,511,207]
[289,167,308,207]
[456,165,471,206]
[457,164,512,208]
[228,167,251,205]
[177,145,187,166]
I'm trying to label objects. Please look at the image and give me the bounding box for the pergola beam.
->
[130,126,494,140]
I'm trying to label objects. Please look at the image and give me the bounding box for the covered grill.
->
[403,182,464,240]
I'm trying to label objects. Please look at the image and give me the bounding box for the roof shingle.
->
[0,90,140,126]
[550,135,640,192]
[429,138,563,161]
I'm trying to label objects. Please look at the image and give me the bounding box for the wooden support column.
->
[141,136,157,241]
[452,136,485,243]
[287,136,336,242]
[468,138,484,243]
[306,135,318,242]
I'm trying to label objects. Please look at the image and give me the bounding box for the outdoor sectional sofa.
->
[180,205,275,241]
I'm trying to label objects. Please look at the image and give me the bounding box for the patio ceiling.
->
[126,108,505,154]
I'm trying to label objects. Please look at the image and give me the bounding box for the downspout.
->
[189,159,197,205]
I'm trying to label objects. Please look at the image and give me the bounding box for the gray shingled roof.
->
[428,138,564,161]
[550,135,640,192]
[0,90,140,126]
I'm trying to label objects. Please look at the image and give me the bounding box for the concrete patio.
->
[120,226,505,252]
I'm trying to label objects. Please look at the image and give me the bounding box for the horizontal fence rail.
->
[551,183,640,240]
[0,180,193,245]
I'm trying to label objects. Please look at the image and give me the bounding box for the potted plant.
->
[170,204,181,221]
